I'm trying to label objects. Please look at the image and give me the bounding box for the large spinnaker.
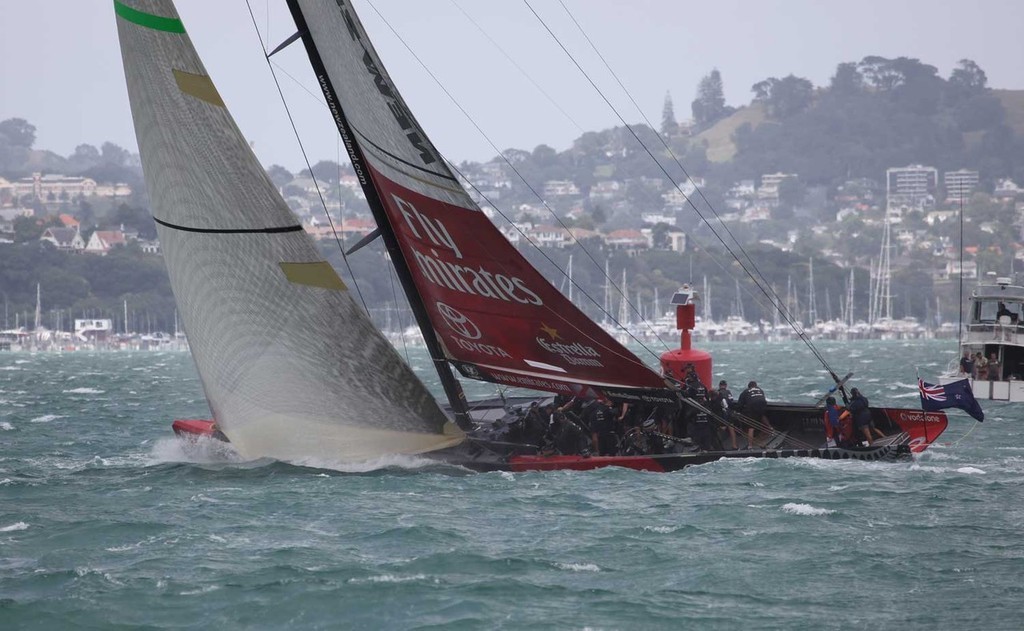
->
[114,0,462,461]
[290,0,672,403]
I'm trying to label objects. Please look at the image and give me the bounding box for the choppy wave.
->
[1,341,1022,629]
[29,414,62,423]
[781,503,836,516]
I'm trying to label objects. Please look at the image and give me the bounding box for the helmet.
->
[642,417,657,431]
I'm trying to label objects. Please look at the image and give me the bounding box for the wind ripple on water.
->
[0,342,1023,628]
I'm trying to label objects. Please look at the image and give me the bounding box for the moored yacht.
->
[944,273,1024,402]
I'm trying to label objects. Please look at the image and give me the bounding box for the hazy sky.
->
[2,0,1023,171]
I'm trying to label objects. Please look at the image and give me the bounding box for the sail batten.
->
[116,0,461,462]
[292,0,670,401]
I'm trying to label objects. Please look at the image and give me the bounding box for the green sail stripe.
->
[113,1,185,33]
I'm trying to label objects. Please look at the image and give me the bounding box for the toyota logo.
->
[436,302,482,339]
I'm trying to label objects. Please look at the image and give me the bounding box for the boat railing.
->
[965,320,1024,344]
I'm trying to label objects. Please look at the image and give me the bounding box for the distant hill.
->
[694,103,767,163]
[994,89,1024,137]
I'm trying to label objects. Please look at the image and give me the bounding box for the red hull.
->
[508,454,672,472]
[879,407,948,453]
[172,419,221,440]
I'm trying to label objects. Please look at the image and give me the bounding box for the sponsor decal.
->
[394,194,543,306]
[436,302,480,339]
[896,410,946,424]
[435,301,512,358]
[489,371,574,394]
[335,0,436,165]
[457,363,482,379]
[535,324,604,368]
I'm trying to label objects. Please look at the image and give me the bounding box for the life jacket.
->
[823,405,842,439]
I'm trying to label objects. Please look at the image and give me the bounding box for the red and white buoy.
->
[659,286,712,388]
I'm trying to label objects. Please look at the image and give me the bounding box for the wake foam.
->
[0,522,29,532]
[29,414,62,424]
[956,466,986,475]
[286,452,446,473]
[781,503,835,516]
[147,436,447,474]
[554,562,601,572]
[147,437,244,465]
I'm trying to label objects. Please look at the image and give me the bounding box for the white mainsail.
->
[115,0,462,462]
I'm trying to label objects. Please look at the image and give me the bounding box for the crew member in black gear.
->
[583,398,617,455]
[522,401,550,447]
[736,380,768,449]
[640,416,666,455]
[686,382,716,451]
[552,411,590,455]
[848,387,884,445]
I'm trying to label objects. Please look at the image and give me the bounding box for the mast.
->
[868,257,877,325]
[879,218,893,321]
[285,0,471,429]
[602,258,610,322]
[702,276,710,321]
[33,283,41,330]
[847,268,855,328]
[618,268,629,325]
[807,258,816,325]
[567,254,573,305]
[33,284,41,350]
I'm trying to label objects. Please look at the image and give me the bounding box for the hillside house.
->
[84,230,127,255]
[40,227,86,251]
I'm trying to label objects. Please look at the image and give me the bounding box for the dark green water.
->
[1,340,1022,629]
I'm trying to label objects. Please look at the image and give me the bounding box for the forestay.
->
[115,0,462,461]
[290,0,673,403]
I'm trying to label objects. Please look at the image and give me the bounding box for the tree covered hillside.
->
[699,57,1024,187]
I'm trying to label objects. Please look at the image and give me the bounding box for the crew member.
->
[822,396,843,447]
[583,398,617,456]
[736,380,768,449]
[715,380,739,449]
[687,382,716,451]
[848,387,884,445]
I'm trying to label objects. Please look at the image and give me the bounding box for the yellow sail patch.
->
[279,261,347,291]
[173,69,225,107]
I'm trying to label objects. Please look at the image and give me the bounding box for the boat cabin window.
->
[975,300,1022,324]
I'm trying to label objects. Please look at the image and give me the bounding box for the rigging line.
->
[552,6,793,329]
[542,0,810,337]
[533,0,836,374]
[242,0,371,315]
[448,0,585,134]
[387,257,412,365]
[949,418,978,447]
[520,3,790,351]
[269,59,327,107]
[957,195,964,348]
[363,0,669,356]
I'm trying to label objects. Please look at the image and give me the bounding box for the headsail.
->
[115,0,462,461]
[288,0,672,403]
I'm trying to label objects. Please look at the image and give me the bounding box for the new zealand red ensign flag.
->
[919,378,984,422]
